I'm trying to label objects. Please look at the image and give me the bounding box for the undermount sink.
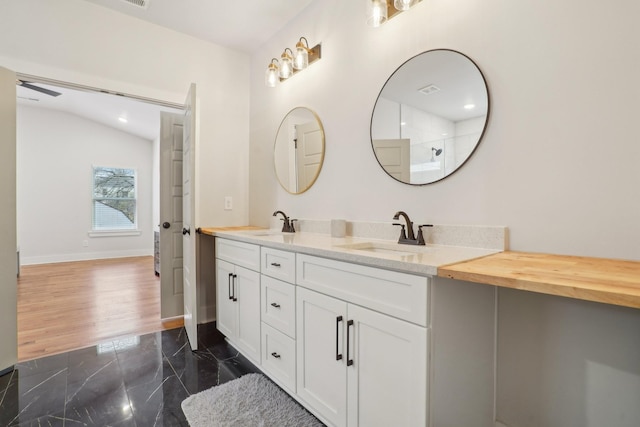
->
[336,241,432,256]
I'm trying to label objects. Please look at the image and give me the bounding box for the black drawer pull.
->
[336,316,343,361]
[228,273,233,300]
[347,319,354,367]
[271,352,281,359]
[270,302,281,308]
[270,262,281,267]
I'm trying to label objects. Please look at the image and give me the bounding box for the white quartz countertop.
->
[211,229,501,276]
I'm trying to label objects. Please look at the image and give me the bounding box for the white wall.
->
[248,0,640,426]
[249,0,640,261]
[0,0,251,231]
[17,105,154,264]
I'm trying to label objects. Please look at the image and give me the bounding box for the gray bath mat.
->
[181,373,323,427]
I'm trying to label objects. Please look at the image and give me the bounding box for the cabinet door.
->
[346,304,428,427]
[235,265,261,363]
[216,259,236,339]
[297,287,348,427]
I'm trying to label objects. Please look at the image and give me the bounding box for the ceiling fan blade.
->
[18,81,62,97]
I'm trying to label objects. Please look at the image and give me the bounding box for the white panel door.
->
[234,265,261,363]
[372,138,410,182]
[182,83,198,350]
[297,287,348,427]
[0,67,17,373]
[160,112,184,319]
[295,120,323,191]
[346,304,428,427]
[215,259,236,339]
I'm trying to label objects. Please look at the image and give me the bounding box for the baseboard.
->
[0,365,14,377]
[21,249,153,265]
[495,421,509,427]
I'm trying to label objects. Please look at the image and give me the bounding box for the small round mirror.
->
[371,49,489,185]
[274,107,325,194]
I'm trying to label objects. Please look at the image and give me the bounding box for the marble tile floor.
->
[0,322,261,427]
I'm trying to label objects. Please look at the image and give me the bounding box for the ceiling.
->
[17,81,182,141]
[81,0,315,53]
[380,51,489,123]
[17,0,317,140]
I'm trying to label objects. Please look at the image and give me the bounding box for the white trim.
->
[21,249,152,266]
[88,230,142,238]
[161,314,184,323]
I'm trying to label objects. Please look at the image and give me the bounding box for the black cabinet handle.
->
[228,273,233,300]
[232,274,238,302]
[270,262,281,268]
[346,319,354,366]
[271,352,281,359]
[336,316,343,361]
[182,227,190,235]
[270,302,281,308]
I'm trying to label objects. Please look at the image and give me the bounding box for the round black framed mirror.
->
[370,49,489,185]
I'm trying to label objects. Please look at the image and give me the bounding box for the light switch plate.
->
[224,196,233,210]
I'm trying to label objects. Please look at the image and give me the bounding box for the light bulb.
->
[394,0,415,11]
[279,49,293,79]
[367,0,388,27]
[294,39,309,70]
[265,60,279,87]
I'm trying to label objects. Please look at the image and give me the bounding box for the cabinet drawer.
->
[261,323,296,393]
[297,254,429,327]
[216,238,260,271]
[261,275,296,338]
[261,247,295,282]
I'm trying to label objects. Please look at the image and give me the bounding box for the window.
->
[92,167,137,231]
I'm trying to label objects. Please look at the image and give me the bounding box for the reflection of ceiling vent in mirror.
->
[121,0,150,9]
[418,84,440,95]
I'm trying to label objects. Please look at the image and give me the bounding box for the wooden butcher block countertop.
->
[438,251,640,309]
[200,226,264,236]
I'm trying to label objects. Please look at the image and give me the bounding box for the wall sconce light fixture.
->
[265,37,321,87]
[367,0,422,27]
[265,58,279,88]
[279,48,294,79]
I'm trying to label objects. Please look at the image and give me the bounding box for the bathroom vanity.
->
[209,224,505,427]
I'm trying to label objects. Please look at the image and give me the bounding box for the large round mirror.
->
[274,107,325,194]
[371,49,489,185]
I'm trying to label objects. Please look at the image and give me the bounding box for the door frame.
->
[14,73,187,341]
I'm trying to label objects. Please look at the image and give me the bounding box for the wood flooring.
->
[17,256,183,362]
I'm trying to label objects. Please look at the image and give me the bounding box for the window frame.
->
[90,166,140,236]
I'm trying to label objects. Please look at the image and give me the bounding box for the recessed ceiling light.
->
[464,104,475,110]
[118,117,128,123]
[400,121,407,126]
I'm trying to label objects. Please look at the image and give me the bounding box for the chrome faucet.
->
[273,210,296,233]
[392,211,431,245]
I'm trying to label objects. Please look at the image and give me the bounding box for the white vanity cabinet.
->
[214,238,433,427]
[215,239,261,364]
[296,255,429,427]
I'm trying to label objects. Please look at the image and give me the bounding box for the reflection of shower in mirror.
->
[429,146,443,163]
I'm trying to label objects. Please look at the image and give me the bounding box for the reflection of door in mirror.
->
[274,107,326,194]
[295,121,323,192]
[372,139,410,182]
